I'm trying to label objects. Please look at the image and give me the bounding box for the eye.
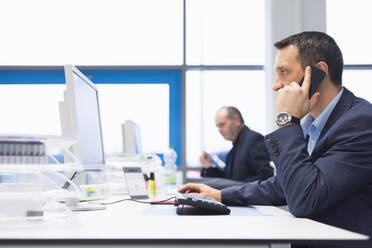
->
[280,70,287,76]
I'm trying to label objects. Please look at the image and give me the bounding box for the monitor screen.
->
[62,65,105,168]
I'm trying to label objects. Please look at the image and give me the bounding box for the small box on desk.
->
[79,184,110,201]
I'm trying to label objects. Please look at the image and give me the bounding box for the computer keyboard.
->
[176,193,231,215]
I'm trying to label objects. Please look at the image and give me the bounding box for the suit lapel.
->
[311,87,354,157]
[225,126,247,179]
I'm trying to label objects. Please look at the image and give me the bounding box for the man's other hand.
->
[178,183,222,202]
[200,151,212,169]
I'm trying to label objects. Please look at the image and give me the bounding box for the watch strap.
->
[276,112,301,126]
[290,116,300,124]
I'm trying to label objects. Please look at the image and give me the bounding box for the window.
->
[0,69,183,165]
[185,0,265,168]
[98,84,169,155]
[186,70,266,167]
[342,70,372,103]
[327,0,372,64]
[186,0,265,65]
[0,0,266,170]
[0,84,64,135]
[83,69,182,164]
[327,0,372,103]
[0,0,182,65]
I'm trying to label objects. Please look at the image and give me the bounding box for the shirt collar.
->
[302,87,344,135]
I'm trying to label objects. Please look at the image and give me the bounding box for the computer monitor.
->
[60,65,105,169]
[122,120,142,155]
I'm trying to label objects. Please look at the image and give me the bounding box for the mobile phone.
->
[211,154,226,168]
[298,65,326,99]
[123,167,149,200]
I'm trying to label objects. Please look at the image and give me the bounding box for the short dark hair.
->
[274,31,343,85]
[222,106,244,124]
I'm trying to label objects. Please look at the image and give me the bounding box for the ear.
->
[316,61,329,75]
[234,115,241,125]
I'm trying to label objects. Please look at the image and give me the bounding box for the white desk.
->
[0,199,368,248]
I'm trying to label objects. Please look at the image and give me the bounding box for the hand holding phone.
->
[298,65,326,99]
[200,151,212,169]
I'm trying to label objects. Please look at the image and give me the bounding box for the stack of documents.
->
[0,137,47,164]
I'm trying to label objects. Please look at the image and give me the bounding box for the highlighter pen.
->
[143,173,149,189]
[148,172,156,196]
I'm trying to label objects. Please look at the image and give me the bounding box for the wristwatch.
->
[276,112,300,126]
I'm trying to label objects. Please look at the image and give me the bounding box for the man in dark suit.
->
[200,106,273,183]
[179,31,372,245]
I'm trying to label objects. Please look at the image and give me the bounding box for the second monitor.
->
[122,120,142,155]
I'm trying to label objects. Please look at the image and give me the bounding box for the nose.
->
[272,77,284,92]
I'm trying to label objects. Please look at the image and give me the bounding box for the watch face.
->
[276,112,290,125]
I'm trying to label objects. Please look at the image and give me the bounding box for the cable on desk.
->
[62,171,78,189]
[99,196,176,206]
[150,196,178,205]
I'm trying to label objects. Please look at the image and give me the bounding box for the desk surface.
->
[0,198,369,247]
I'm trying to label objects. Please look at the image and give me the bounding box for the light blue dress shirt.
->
[302,87,344,155]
